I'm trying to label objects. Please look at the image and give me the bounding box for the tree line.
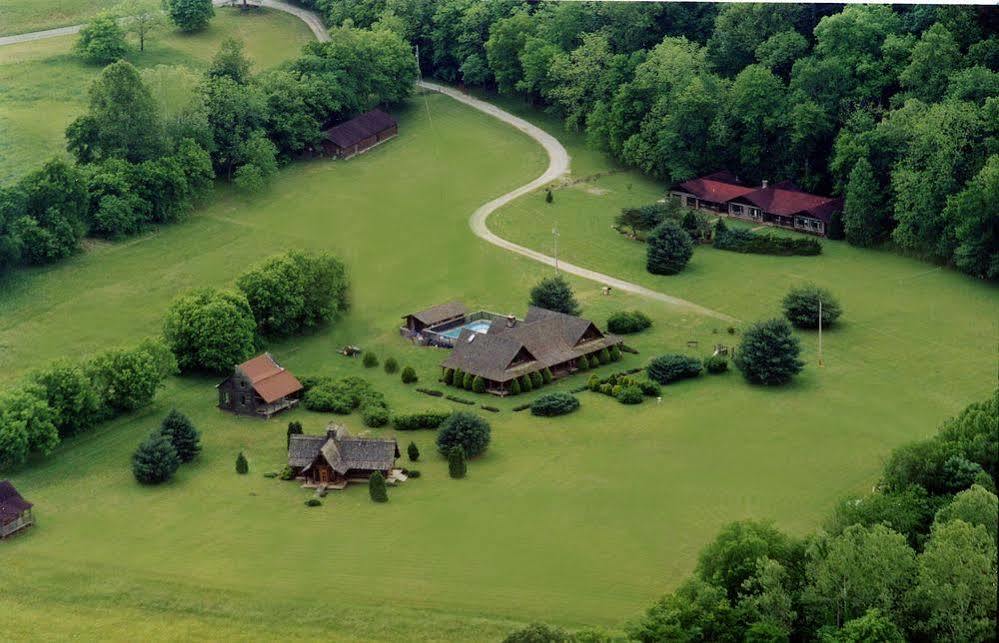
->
[0,21,416,275]
[304,1,997,278]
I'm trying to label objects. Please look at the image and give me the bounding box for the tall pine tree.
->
[448,445,467,479]
[132,432,179,484]
[843,157,889,247]
[160,409,201,462]
[369,471,388,502]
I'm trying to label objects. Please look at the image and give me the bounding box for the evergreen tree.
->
[369,470,388,502]
[286,420,303,448]
[235,451,248,474]
[734,319,804,385]
[448,445,467,479]
[545,189,553,204]
[383,357,398,374]
[159,408,201,463]
[843,157,889,247]
[509,378,522,395]
[647,220,694,275]
[132,432,179,484]
[529,275,581,315]
[363,352,378,368]
[407,441,420,462]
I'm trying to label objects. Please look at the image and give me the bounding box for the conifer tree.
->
[407,441,420,462]
[159,409,201,462]
[235,451,248,474]
[132,432,179,484]
[448,445,467,479]
[369,470,388,502]
[286,420,303,448]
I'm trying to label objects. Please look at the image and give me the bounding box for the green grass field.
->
[0,7,313,182]
[0,0,158,36]
[0,79,996,641]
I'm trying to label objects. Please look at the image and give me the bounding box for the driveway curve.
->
[418,81,737,322]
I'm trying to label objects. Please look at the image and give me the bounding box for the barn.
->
[0,480,33,539]
[217,353,303,419]
[320,109,398,159]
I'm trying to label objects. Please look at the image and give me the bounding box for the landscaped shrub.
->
[782,284,843,329]
[393,411,451,431]
[609,345,622,362]
[303,387,352,414]
[436,411,491,457]
[530,371,544,389]
[369,471,388,502]
[363,352,378,368]
[587,374,601,391]
[647,220,694,275]
[616,386,644,405]
[448,445,467,479]
[132,433,180,485]
[638,381,662,397]
[705,354,729,374]
[509,378,522,395]
[407,441,419,462]
[443,367,455,385]
[407,469,421,478]
[541,367,554,384]
[512,403,531,412]
[520,374,533,392]
[463,372,475,390]
[279,465,295,480]
[530,392,580,417]
[361,403,389,427]
[445,394,476,405]
[503,622,571,643]
[383,357,398,374]
[305,497,321,507]
[400,366,418,384]
[480,405,499,413]
[416,387,444,397]
[607,310,653,334]
[734,319,804,385]
[577,356,590,372]
[599,383,613,395]
[714,228,821,256]
[587,354,600,369]
[452,368,464,386]
[159,409,201,463]
[598,348,611,364]
[235,451,248,474]
[472,375,486,393]
[647,354,703,384]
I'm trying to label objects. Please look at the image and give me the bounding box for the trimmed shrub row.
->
[302,375,390,427]
[416,387,444,397]
[647,354,703,385]
[393,411,452,431]
[445,394,476,405]
[714,228,821,256]
[586,372,661,405]
[607,310,653,334]
[530,392,580,417]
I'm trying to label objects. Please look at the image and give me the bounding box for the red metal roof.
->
[731,185,843,223]
[676,171,756,204]
[237,354,303,404]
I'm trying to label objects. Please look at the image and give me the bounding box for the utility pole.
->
[552,223,560,273]
[818,297,824,367]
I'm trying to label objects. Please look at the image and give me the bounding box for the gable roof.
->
[290,425,399,474]
[322,109,397,149]
[0,480,31,522]
[441,307,620,382]
[404,300,467,326]
[731,184,843,223]
[234,353,303,404]
[676,171,756,204]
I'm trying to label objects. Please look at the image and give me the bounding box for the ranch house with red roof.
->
[320,109,398,159]
[217,353,303,419]
[669,174,842,237]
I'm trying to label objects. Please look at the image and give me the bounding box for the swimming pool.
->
[438,320,492,339]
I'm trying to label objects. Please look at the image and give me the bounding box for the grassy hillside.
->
[0,88,995,641]
[0,0,158,36]
[0,7,313,182]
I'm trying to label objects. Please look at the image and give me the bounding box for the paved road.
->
[0,0,330,46]
[417,81,737,322]
[1,4,734,322]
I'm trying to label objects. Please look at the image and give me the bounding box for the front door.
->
[319,467,330,483]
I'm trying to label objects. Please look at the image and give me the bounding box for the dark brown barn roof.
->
[322,109,397,149]
[235,353,303,404]
[289,425,399,474]
[442,307,621,383]
[0,480,31,523]
[404,301,467,326]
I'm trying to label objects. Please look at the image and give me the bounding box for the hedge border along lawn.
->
[0,78,995,642]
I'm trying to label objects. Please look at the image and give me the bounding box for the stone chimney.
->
[506,314,516,328]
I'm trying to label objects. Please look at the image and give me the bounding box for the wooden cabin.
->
[217,353,303,419]
[0,480,33,539]
[288,424,399,488]
[401,300,468,335]
[320,109,398,159]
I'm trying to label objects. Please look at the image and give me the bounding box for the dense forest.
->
[301,0,998,279]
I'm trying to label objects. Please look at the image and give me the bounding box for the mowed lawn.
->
[0,7,313,182]
[0,0,158,36]
[0,89,996,640]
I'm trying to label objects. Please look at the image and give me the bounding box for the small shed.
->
[217,353,303,419]
[320,109,398,159]
[401,300,467,334]
[0,480,33,539]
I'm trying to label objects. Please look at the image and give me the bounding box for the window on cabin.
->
[730,204,744,215]
[686,196,696,208]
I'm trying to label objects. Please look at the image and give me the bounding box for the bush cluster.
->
[131,409,201,485]
[607,310,653,334]
[302,375,390,426]
[530,392,581,417]
[436,412,491,458]
[393,411,452,431]
[647,354,703,385]
[714,228,821,256]
[782,284,843,329]
[704,354,729,374]
[586,372,660,405]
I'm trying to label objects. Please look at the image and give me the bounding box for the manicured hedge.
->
[705,354,729,374]
[530,392,580,417]
[393,410,452,431]
[607,310,652,334]
[647,354,703,384]
[616,385,644,405]
[714,229,821,256]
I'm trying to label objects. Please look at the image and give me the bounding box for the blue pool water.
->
[439,320,492,339]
